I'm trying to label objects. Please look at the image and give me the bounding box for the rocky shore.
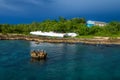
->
[0,33,120,45]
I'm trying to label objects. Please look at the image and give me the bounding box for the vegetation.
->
[0,17,120,37]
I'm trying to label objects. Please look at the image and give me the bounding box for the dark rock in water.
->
[30,50,47,60]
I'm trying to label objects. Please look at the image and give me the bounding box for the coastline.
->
[0,33,120,45]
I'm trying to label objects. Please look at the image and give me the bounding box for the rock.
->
[30,50,47,60]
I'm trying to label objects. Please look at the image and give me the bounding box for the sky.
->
[0,0,120,24]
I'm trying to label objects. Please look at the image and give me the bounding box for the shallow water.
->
[0,40,120,80]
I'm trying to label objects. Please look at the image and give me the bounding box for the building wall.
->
[87,20,95,27]
[87,24,94,27]
[87,20,107,27]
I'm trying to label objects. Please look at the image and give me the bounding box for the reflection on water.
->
[0,40,120,80]
[30,58,47,64]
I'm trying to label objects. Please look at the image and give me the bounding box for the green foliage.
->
[0,17,120,37]
[58,16,66,22]
[105,21,120,34]
[71,18,86,24]
[89,26,104,35]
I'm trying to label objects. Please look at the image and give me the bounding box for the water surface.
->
[0,40,120,80]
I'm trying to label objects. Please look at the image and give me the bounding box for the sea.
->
[0,40,120,80]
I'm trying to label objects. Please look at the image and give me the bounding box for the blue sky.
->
[0,0,120,24]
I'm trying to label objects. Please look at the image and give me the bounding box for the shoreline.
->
[0,34,120,45]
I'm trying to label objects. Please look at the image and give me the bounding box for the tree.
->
[71,18,86,24]
[58,16,66,22]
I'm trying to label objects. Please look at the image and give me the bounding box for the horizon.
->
[0,0,120,24]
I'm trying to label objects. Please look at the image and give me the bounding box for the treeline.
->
[0,17,120,36]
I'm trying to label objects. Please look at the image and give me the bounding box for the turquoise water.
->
[0,40,120,80]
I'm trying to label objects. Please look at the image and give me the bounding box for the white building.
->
[87,20,107,27]
[30,31,77,38]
